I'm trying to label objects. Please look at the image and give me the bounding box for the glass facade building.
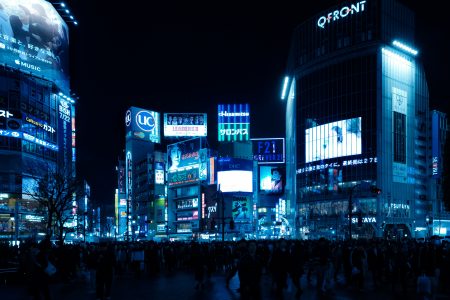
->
[286,0,431,239]
[0,1,74,240]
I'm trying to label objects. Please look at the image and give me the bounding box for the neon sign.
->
[317,1,366,29]
[0,110,13,118]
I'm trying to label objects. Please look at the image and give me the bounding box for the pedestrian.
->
[269,239,290,297]
[95,243,115,300]
[28,237,53,300]
[238,241,262,299]
[417,269,432,300]
[191,242,207,290]
[289,241,305,298]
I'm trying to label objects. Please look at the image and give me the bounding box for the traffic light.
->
[370,185,381,195]
[229,220,235,230]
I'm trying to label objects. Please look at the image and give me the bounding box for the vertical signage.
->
[118,160,126,194]
[58,98,71,173]
[392,87,407,183]
[155,162,165,184]
[126,151,132,219]
[432,112,441,178]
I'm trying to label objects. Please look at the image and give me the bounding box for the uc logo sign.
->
[125,110,131,127]
[136,111,156,132]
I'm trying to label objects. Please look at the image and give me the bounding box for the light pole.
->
[216,186,225,242]
[348,184,360,240]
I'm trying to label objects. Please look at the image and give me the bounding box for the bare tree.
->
[26,167,83,245]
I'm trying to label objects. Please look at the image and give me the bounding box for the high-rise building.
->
[124,106,160,241]
[0,1,75,240]
[285,0,431,239]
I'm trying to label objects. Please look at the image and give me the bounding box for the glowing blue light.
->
[61,3,66,7]
[281,76,289,100]
[392,40,418,56]
[74,21,78,26]
[381,48,411,65]
[65,9,69,13]
[70,16,74,20]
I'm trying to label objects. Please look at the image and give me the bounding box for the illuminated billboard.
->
[305,117,361,163]
[167,138,201,172]
[218,104,250,142]
[125,107,160,143]
[232,196,251,222]
[217,171,252,193]
[155,162,165,184]
[0,0,69,92]
[252,138,285,164]
[167,167,199,186]
[259,166,284,194]
[163,113,207,137]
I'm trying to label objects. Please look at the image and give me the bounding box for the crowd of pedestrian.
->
[1,237,449,300]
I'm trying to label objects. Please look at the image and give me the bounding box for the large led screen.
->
[305,117,361,163]
[167,138,201,172]
[0,0,69,92]
[217,170,252,193]
[125,107,160,143]
[259,166,284,194]
[163,113,207,137]
[217,104,250,142]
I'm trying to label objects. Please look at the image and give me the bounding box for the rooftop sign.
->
[317,1,366,29]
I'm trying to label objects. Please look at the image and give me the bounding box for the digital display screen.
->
[305,117,361,163]
[259,166,284,194]
[163,113,207,137]
[217,171,252,193]
[0,0,69,92]
[217,103,250,142]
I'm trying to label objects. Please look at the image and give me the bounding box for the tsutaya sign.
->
[317,1,367,29]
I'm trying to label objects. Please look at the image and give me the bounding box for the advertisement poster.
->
[252,138,285,164]
[0,0,69,92]
[232,196,251,222]
[163,113,207,137]
[167,138,201,172]
[259,166,284,194]
[217,103,250,142]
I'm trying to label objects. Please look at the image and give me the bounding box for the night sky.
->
[65,0,450,207]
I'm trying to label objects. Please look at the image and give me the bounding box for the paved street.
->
[2,269,449,300]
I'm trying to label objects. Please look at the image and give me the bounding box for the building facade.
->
[286,0,431,239]
[0,1,75,240]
